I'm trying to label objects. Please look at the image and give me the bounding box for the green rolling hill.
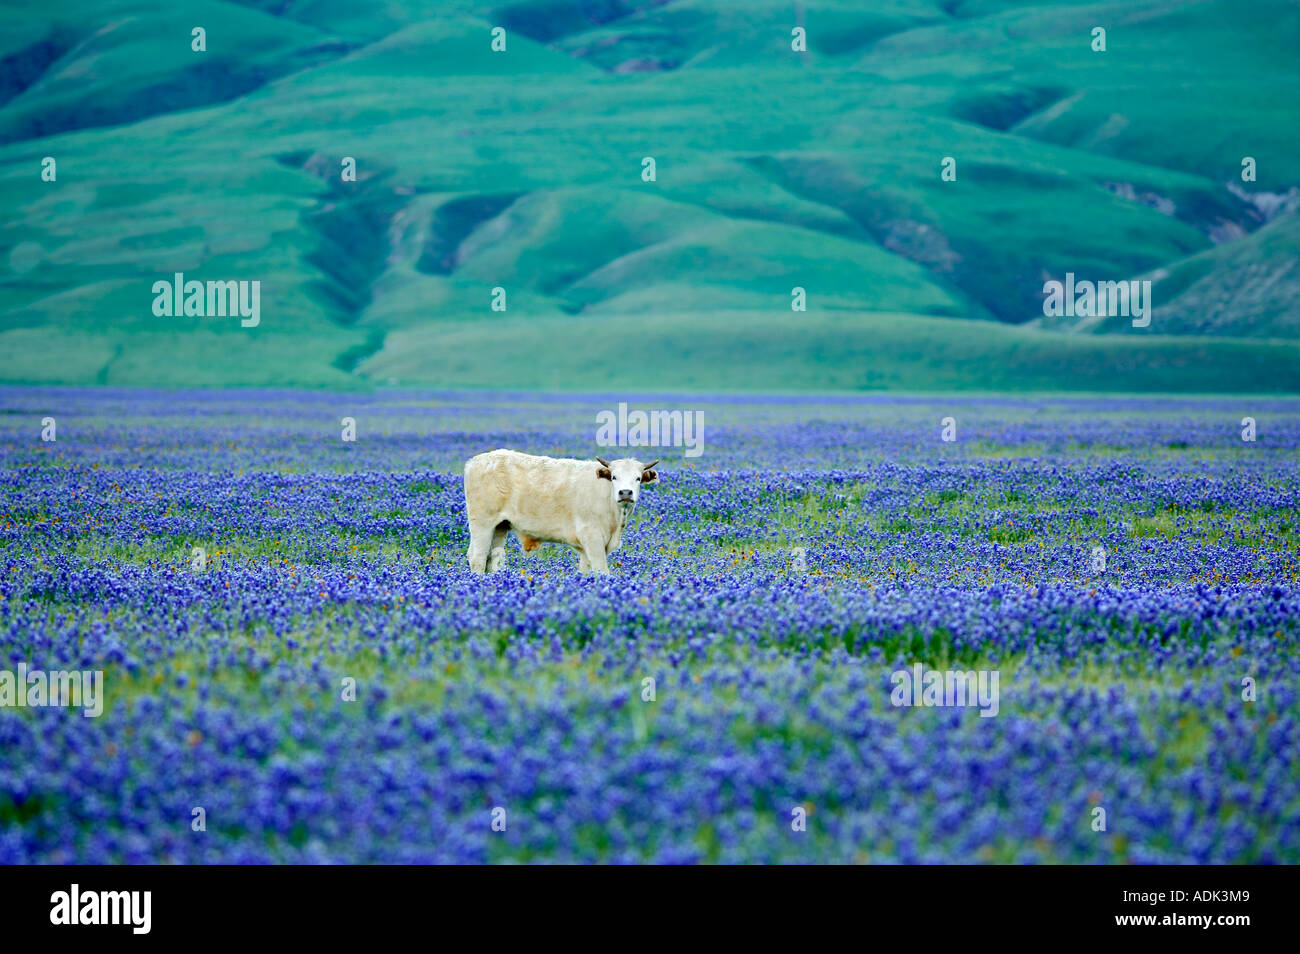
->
[0,0,1297,390]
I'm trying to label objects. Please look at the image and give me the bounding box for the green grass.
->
[359,309,1300,391]
[1,0,1298,390]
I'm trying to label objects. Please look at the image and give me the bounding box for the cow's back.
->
[464,449,594,540]
[464,449,517,519]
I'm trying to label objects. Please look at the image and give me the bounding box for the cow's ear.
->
[597,465,612,480]
[641,469,658,485]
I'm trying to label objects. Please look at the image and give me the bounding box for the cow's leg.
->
[466,518,495,574]
[579,531,610,575]
[487,522,510,573]
[575,549,591,574]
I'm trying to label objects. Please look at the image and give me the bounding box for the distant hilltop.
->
[1,1,1297,391]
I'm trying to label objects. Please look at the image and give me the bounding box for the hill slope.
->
[0,0,1297,390]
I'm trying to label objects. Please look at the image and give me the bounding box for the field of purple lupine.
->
[1,389,1297,863]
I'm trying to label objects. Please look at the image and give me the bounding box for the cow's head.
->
[596,457,659,509]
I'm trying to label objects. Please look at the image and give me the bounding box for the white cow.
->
[463,449,659,575]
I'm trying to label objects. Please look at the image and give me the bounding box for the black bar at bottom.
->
[0,863,1283,941]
